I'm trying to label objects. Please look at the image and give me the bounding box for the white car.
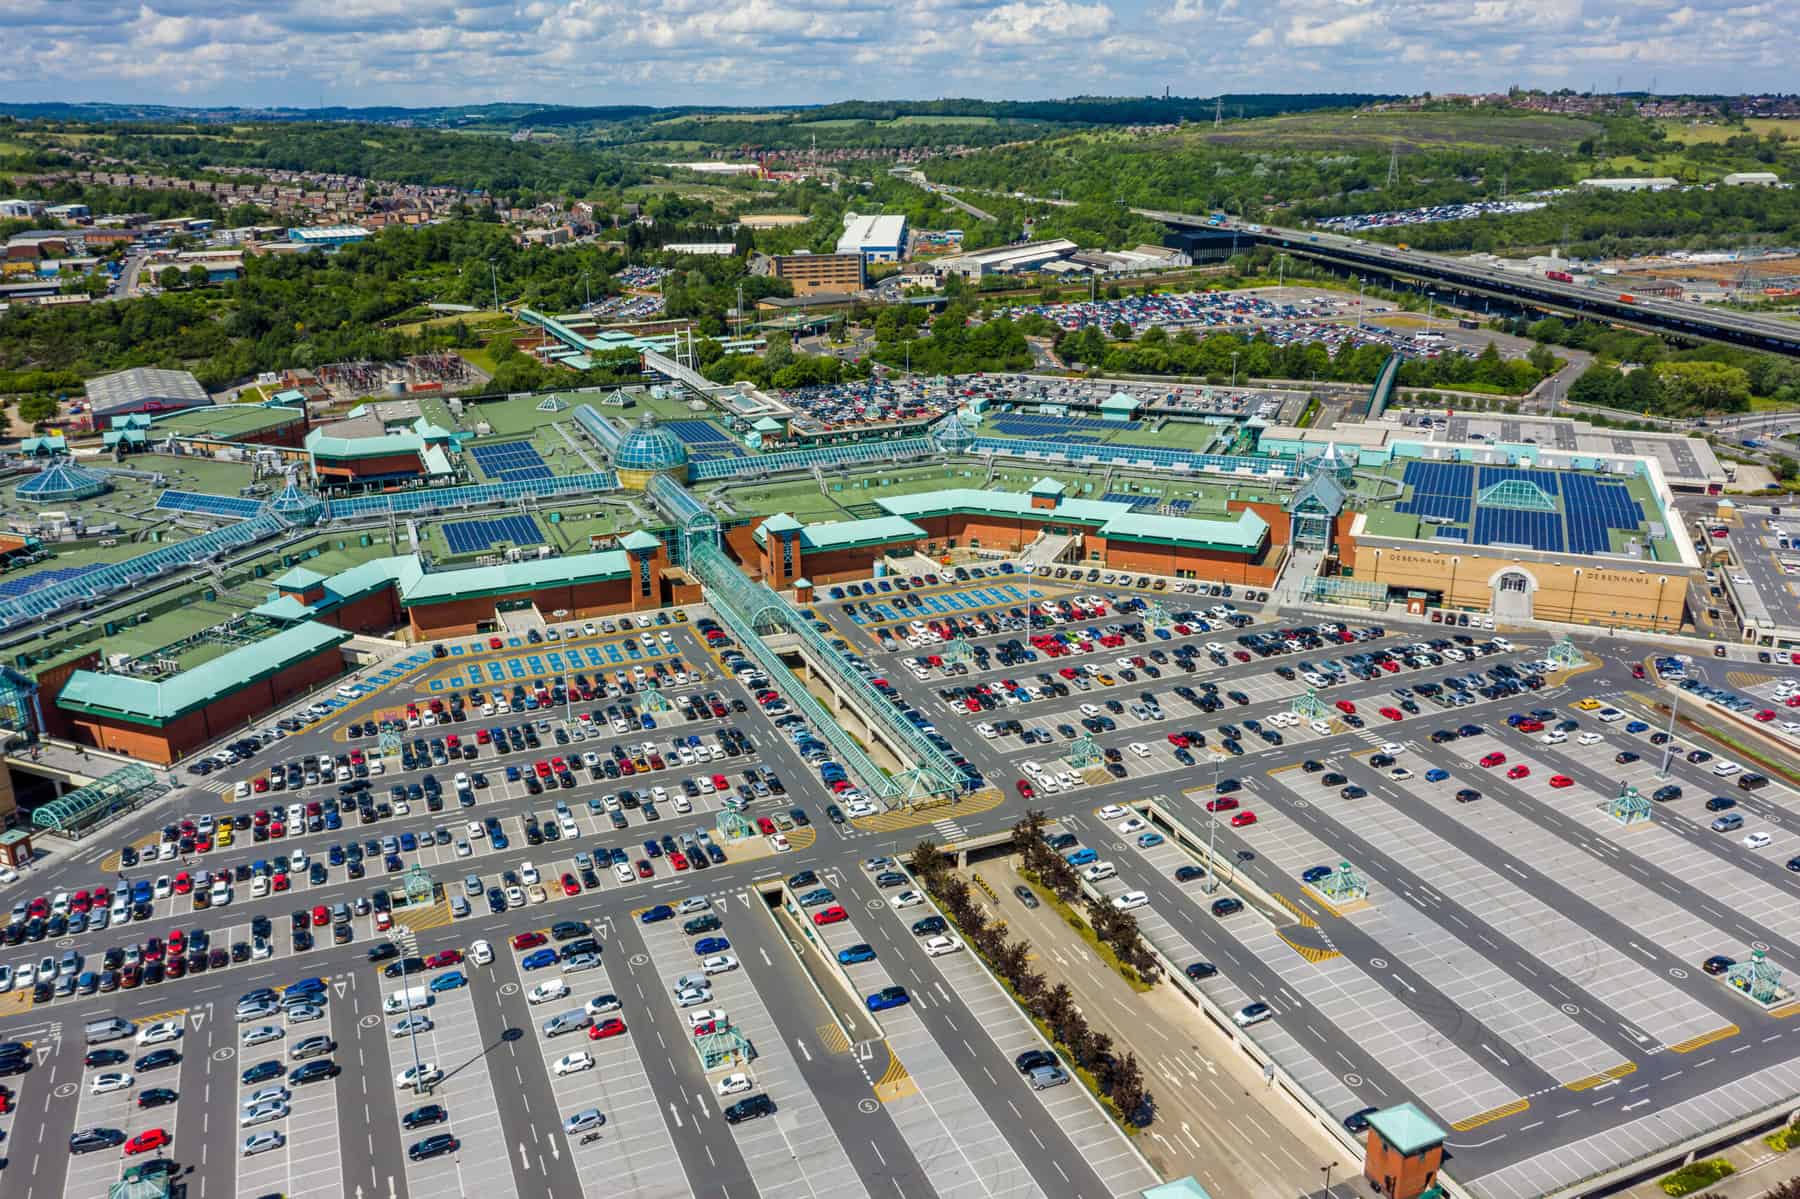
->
[701,954,739,975]
[674,986,712,1008]
[390,1016,434,1037]
[1096,804,1126,821]
[677,897,711,915]
[889,890,923,909]
[136,1020,182,1046]
[1577,732,1602,746]
[1378,742,1404,756]
[1116,817,1147,836]
[716,1071,753,1096]
[977,723,998,739]
[586,994,624,1017]
[90,1071,134,1095]
[12,963,34,990]
[153,875,173,899]
[466,820,485,840]
[687,1007,727,1028]
[395,1064,443,1090]
[235,780,252,799]
[847,800,878,818]
[1744,831,1773,850]
[1128,742,1152,758]
[1713,761,1741,777]
[553,1052,595,1077]
[520,862,541,887]
[529,978,570,1005]
[1110,891,1149,912]
[923,935,962,957]
[1233,1002,1274,1028]
[614,863,635,884]
[470,939,494,966]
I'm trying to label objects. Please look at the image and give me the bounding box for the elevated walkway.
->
[1017,532,1076,567]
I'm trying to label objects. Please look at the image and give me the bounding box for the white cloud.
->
[971,0,1113,45]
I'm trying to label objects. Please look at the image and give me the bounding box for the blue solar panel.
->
[469,442,552,483]
[1099,492,1153,509]
[1477,466,1562,495]
[324,472,618,519]
[0,564,101,599]
[1562,476,1645,555]
[990,415,1139,439]
[1432,526,1468,542]
[443,515,544,555]
[1395,462,1473,523]
[155,490,264,519]
[1472,506,1564,552]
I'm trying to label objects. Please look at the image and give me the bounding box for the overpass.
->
[1139,209,1800,358]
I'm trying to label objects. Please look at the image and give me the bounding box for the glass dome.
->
[15,459,108,504]
[932,411,974,452]
[268,476,325,527]
[615,414,689,473]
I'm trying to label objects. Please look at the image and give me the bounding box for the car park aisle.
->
[804,885,1053,1199]
[231,991,346,1199]
[627,902,872,1199]
[502,926,695,1199]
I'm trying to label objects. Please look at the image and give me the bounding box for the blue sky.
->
[0,0,1789,108]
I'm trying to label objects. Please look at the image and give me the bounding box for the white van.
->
[382,986,432,1015]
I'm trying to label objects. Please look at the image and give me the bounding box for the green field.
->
[1192,109,1602,153]
[1658,117,1800,145]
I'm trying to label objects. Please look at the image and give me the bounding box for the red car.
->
[691,1019,721,1037]
[1167,733,1189,748]
[1632,664,1647,679]
[1506,765,1530,780]
[711,774,729,791]
[1016,780,1035,799]
[813,905,849,926]
[1755,710,1776,722]
[1335,700,1357,715]
[70,889,91,913]
[167,929,185,954]
[669,852,689,871]
[311,905,329,926]
[1548,775,1574,789]
[125,1129,171,1156]
[588,1018,627,1040]
[488,637,504,650]
[511,931,547,950]
[172,873,192,895]
[425,949,463,969]
[270,872,289,891]
[1228,811,1258,828]
[1517,719,1544,733]
[1378,707,1403,722]
[1479,752,1506,768]
[635,860,653,879]
[560,873,581,897]
[1205,797,1239,812]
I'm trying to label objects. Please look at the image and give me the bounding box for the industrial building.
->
[1578,177,1680,192]
[770,252,867,296]
[933,239,1080,279]
[836,213,908,263]
[1723,171,1781,187]
[304,415,456,489]
[85,367,210,419]
[287,225,371,249]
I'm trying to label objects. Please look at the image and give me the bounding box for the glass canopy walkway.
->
[689,437,935,482]
[646,473,720,563]
[323,472,618,520]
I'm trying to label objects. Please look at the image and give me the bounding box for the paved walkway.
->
[968,856,1354,1199]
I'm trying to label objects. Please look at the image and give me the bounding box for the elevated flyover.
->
[1139,209,1800,358]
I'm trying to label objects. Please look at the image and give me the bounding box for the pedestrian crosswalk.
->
[931,817,968,844]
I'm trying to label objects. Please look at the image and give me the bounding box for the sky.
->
[0,0,1792,109]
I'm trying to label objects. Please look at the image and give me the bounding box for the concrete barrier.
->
[759,876,887,1040]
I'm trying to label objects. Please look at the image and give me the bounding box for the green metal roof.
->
[759,513,804,537]
[1366,1102,1445,1155]
[1028,476,1067,497]
[59,622,351,726]
[254,556,424,623]
[752,417,785,433]
[274,566,328,590]
[305,427,426,460]
[1100,392,1142,411]
[619,530,663,552]
[794,515,927,553]
[1099,509,1268,552]
[402,550,632,607]
[1142,1180,1214,1199]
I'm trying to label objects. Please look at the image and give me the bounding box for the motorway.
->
[4,572,1800,1199]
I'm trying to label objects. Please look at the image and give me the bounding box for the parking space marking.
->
[233,996,345,1199]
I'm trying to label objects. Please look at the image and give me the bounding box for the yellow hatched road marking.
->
[1450,1098,1529,1132]
[1564,1061,1637,1091]
[1668,1025,1739,1053]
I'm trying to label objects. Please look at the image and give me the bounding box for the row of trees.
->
[909,825,1152,1126]
[1010,810,1162,982]
[1519,315,1800,413]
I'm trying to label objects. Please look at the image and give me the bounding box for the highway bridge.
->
[1137,209,1800,358]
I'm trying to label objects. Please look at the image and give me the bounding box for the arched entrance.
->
[1490,569,1535,623]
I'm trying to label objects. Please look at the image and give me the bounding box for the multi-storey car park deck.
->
[0,368,1766,1199]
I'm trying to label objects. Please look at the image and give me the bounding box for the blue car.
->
[491,831,509,850]
[429,971,466,993]
[505,765,521,782]
[1065,847,1098,867]
[610,848,629,866]
[639,905,674,924]
[1137,832,1165,848]
[1301,866,1333,884]
[400,832,418,852]
[837,944,877,965]
[1425,768,1450,782]
[865,986,910,1013]
[285,977,326,998]
[643,839,662,859]
[324,811,342,830]
[520,948,559,970]
[1625,721,1649,734]
[694,937,731,956]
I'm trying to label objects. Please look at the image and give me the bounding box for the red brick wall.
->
[1092,538,1278,586]
[314,452,423,483]
[1233,500,1290,546]
[325,588,404,635]
[34,651,101,741]
[723,525,762,575]
[794,544,911,585]
[406,578,637,639]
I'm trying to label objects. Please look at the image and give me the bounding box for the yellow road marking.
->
[1564,1061,1637,1091]
[1449,1098,1529,1131]
[851,788,1004,834]
[815,1023,851,1054]
[873,1045,917,1102]
[1668,1025,1739,1053]
[1268,892,1320,929]
[1276,932,1340,963]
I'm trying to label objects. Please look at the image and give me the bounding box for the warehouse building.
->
[85,367,210,419]
[770,252,866,296]
[1578,177,1680,192]
[934,239,1080,279]
[287,225,370,250]
[56,622,351,764]
[1723,172,1781,187]
[836,213,908,263]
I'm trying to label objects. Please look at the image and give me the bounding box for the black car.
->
[409,1133,460,1161]
[911,915,948,937]
[1174,865,1206,882]
[1210,897,1244,917]
[383,957,427,979]
[291,1059,340,1085]
[1702,955,1736,976]
[1184,962,1217,981]
[723,1093,776,1125]
[242,1060,286,1085]
[1014,1049,1058,1074]
[1343,1107,1380,1134]
[403,1103,449,1131]
[85,1048,129,1068]
[551,921,590,941]
[1455,789,1481,804]
[135,1048,181,1072]
[69,1127,124,1154]
[137,1086,179,1109]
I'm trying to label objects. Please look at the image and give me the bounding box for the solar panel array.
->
[1473,507,1565,552]
[1563,475,1646,555]
[443,515,544,555]
[1099,492,1155,509]
[1395,462,1473,522]
[689,438,936,481]
[0,564,101,599]
[468,442,553,483]
[1432,526,1468,542]
[964,436,1296,477]
[663,420,744,460]
[324,472,618,519]
[155,490,265,520]
[0,512,286,630]
[1477,466,1562,495]
[991,415,1140,437]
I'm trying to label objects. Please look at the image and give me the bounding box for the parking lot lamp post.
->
[1657,688,1682,779]
[1204,752,1223,892]
[404,952,426,1095]
[1230,352,1239,390]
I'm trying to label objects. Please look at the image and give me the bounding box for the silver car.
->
[243,1025,283,1047]
[243,1129,285,1156]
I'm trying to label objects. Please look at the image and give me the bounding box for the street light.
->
[1230,351,1239,390]
[1657,686,1682,779]
[403,948,427,1096]
[1204,751,1223,892]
